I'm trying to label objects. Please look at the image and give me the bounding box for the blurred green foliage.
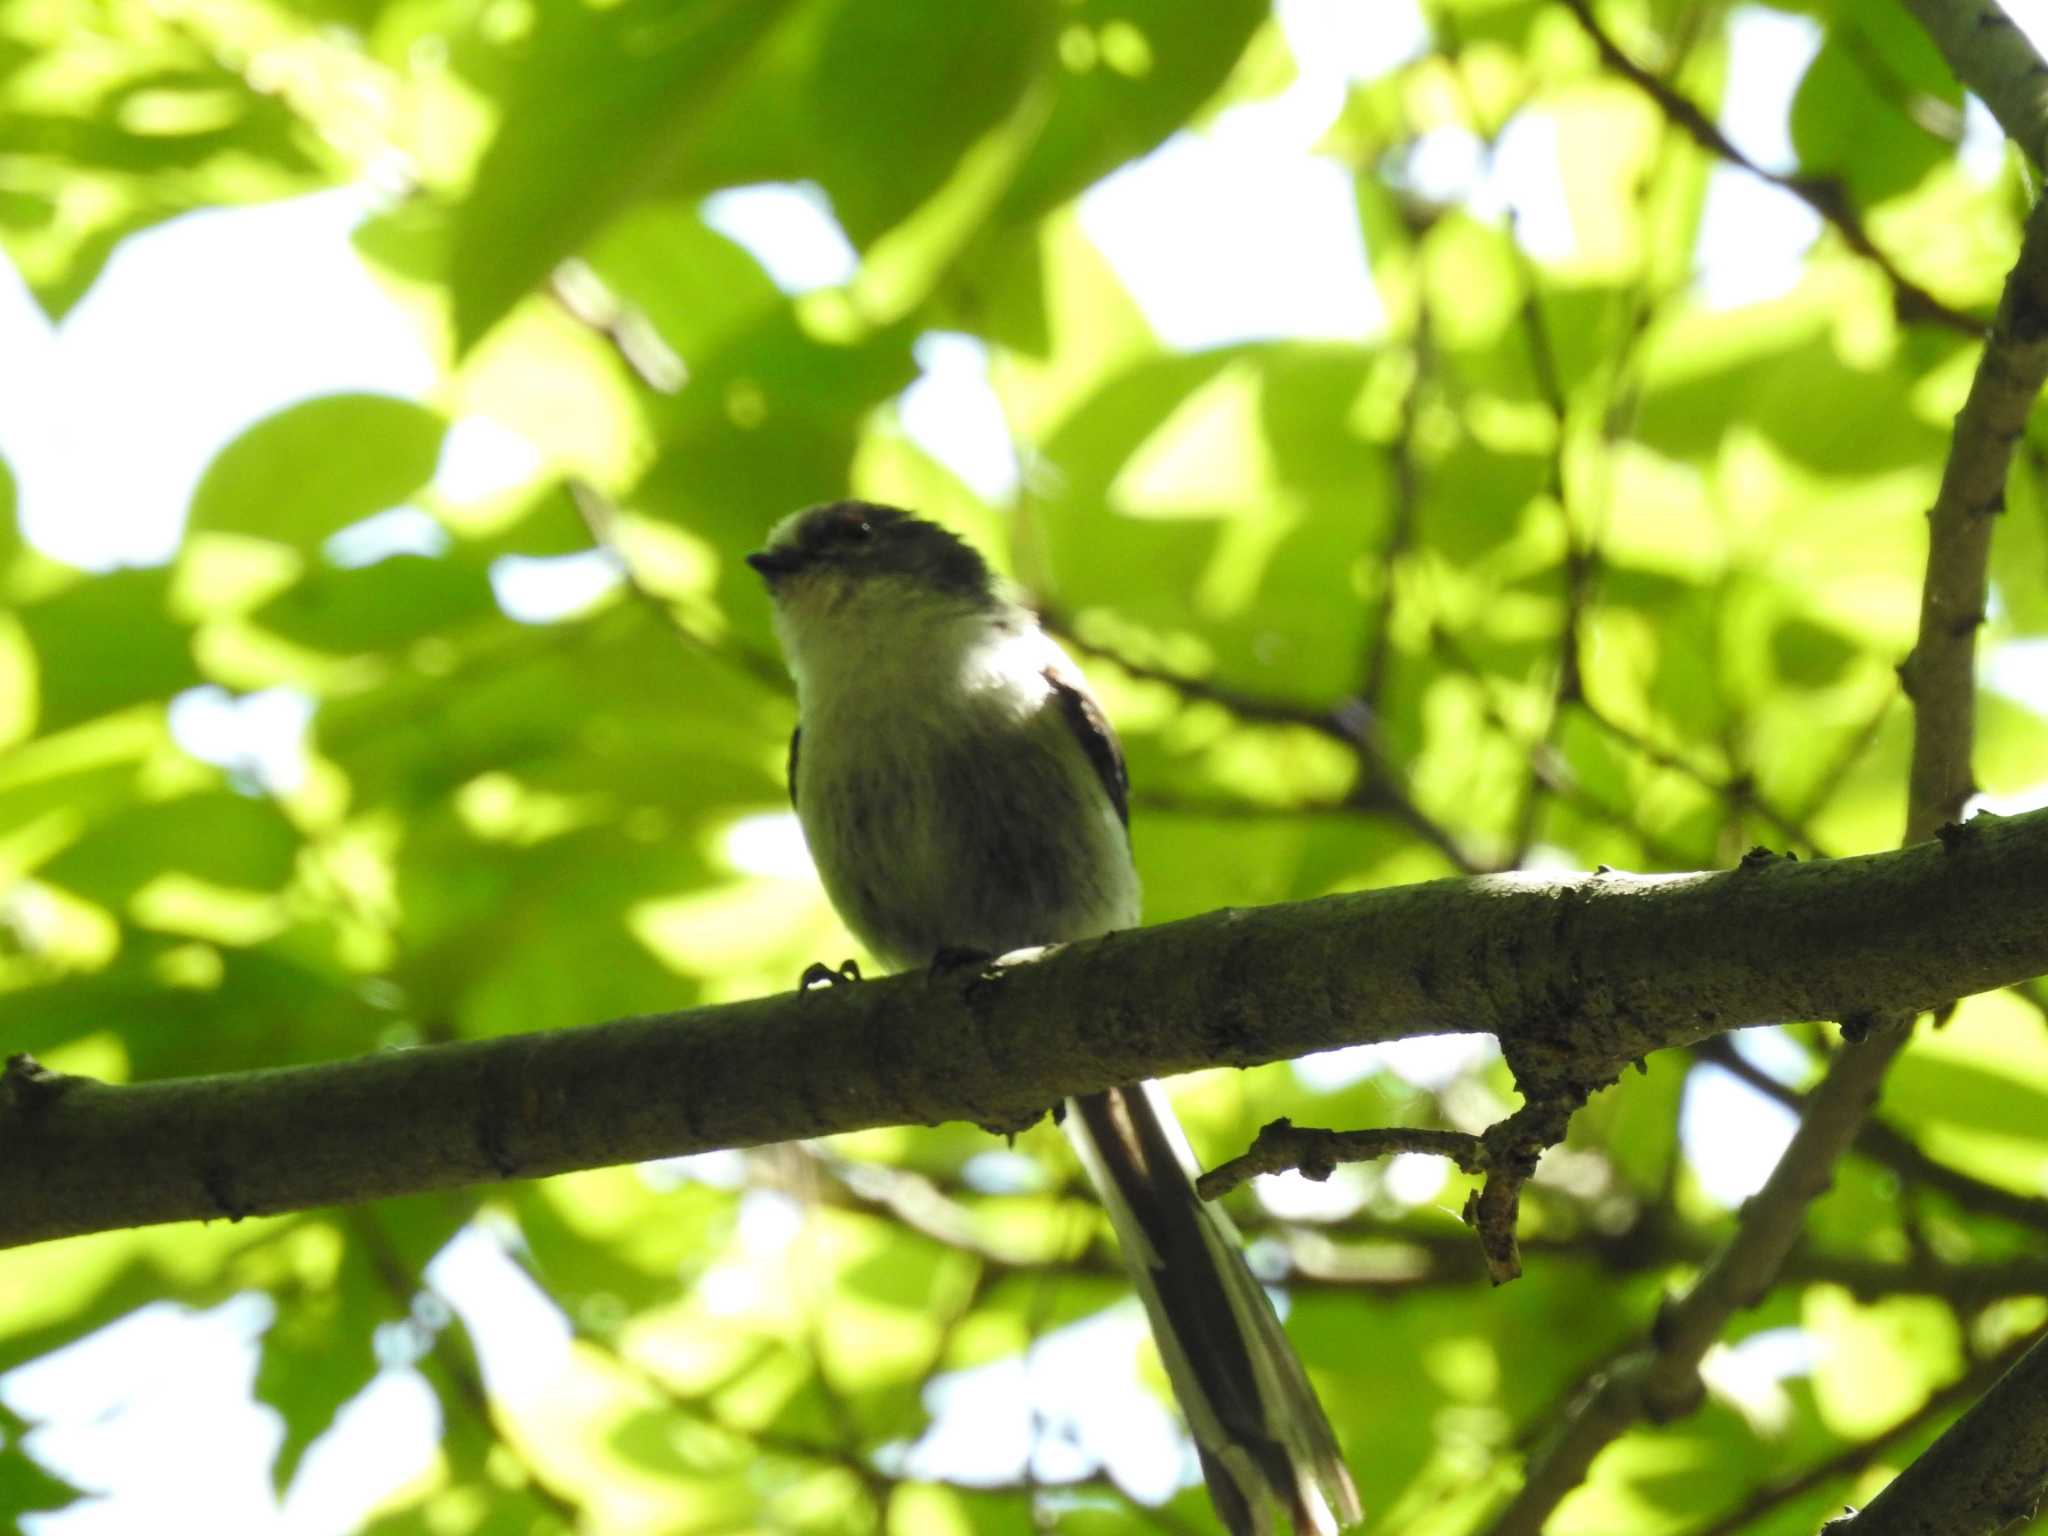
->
[2,0,2047,1532]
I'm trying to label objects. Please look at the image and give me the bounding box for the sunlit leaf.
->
[450,0,801,351]
[187,395,449,551]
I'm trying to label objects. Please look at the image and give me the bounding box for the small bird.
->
[748,500,1362,1535]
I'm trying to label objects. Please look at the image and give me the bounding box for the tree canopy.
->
[3,0,2048,1533]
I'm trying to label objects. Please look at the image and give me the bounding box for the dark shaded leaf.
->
[0,1402,83,1524]
[806,0,1052,245]
[253,552,498,655]
[15,568,200,734]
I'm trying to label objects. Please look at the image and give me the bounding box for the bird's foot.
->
[799,958,863,991]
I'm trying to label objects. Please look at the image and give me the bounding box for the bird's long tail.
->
[1064,1084,1364,1536]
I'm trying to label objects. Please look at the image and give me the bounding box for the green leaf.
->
[1887,1051,2048,1150]
[0,938,390,1076]
[583,202,783,367]
[1996,448,2048,634]
[511,1176,736,1322]
[39,789,301,900]
[1770,614,1861,689]
[0,2,335,317]
[806,0,1052,246]
[1789,0,1959,209]
[187,395,448,551]
[253,552,498,655]
[0,453,18,571]
[1578,1050,1686,1195]
[1638,326,1944,477]
[450,0,800,352]
[996,0,1266,225]
[255,1251,385,1491]
[1804,1289,1962,1437]
[0,1402,83,1523]
[14,568,202,735]
[631,307,920,635]
[253,1199,471,1493]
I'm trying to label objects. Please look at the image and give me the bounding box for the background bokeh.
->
[3,0,2048,1532]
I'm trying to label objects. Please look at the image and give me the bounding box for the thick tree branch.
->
[1825,1327,2048,1535]
[1,808,2045,1250]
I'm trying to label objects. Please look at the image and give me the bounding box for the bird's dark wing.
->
[786,727,801,811]
[1043,665,1128,828]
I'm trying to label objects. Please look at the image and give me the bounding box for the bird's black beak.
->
[746,547,804,583]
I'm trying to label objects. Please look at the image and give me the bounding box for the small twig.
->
[1901,191,2048,840]
[1570,686,1818,854]
[1431,632,1714,870]
[1642,1025,1914,1418]
[547,260,686,394]
[801,1143,2048,1306]
[1046,617,1485,873]
[1199,1090,1591,1285]
[1196,1119,1484,1200]
[1560,0,1983,336]
[1466,1092,1589,1284]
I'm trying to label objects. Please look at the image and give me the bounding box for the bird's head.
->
[748,500,997,640]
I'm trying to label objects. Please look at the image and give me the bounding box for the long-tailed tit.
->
[748,500,1361,1535]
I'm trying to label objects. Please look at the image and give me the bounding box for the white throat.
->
[773,577,1044,723]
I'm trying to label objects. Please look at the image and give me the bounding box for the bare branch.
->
[1,809,2045,1250]
[1902,194,2048,837]
[1636,1027,1911,1420]
[1196,1120,1485,1200]
[1560,0,1983,335]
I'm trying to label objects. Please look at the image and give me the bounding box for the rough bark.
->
[2,805,2044,1250]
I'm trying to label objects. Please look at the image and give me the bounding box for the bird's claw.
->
[799,958,863,991]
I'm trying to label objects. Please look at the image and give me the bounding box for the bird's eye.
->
[839,516,873,542]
